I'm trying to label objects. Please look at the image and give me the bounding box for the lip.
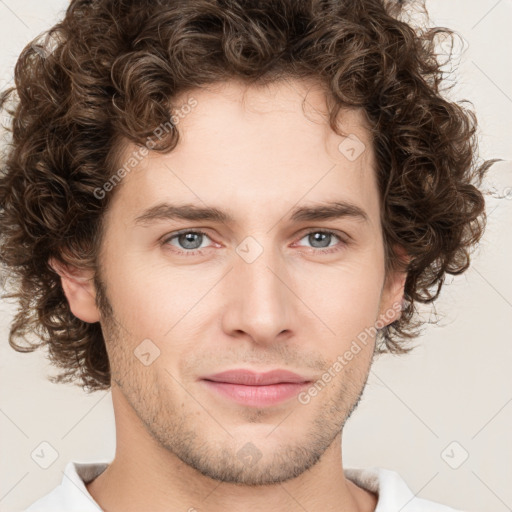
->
[200,369,312,407]
[201,369,310,385]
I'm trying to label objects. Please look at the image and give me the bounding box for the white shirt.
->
[25,461,464,511]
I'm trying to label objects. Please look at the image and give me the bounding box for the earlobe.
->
[49,257,101,323]
[378,274,406,327]
[378,245,410,327]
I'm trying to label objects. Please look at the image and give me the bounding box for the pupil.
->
[181,233,201,249]
[311,232,329,248]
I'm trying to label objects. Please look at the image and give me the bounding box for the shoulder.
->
[24,461,108,512]
[344,466,466,512]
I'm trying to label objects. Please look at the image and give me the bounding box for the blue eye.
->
[161,229,347,256]
[162,230,212,255]
[297,230,344,252]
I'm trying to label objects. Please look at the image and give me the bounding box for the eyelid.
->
[295,227,349,243]
[160,228,214,248]
[292,229,348,252]
[161,227,349,256]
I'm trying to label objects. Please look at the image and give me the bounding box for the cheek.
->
[298,259,384,341]
[104,257,228,360]
[101,253,178,340]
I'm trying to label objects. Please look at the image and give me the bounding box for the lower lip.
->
[201,380,310,407]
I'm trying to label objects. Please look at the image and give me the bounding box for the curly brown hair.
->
[0,0,496,392]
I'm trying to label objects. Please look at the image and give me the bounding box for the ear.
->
[377,245,409,327]
[49,257,101,323]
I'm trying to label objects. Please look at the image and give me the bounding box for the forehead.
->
[170,78,371,156]
[108,79,380,227]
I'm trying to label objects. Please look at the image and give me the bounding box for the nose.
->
[220,238,294,346]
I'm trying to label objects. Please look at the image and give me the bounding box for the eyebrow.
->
[133,200,370,226]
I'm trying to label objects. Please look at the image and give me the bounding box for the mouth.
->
[200,369,312,407]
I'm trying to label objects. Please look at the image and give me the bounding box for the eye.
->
[162,230,214,256]
[294,230,346,254]
[161,228,348,257]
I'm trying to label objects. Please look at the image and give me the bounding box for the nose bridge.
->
[222,234,292,342]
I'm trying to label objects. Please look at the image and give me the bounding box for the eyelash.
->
[161,229,347,257]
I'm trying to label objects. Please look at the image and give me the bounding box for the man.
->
[0,0,492,510]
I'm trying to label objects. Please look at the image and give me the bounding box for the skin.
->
[53,78,407,512]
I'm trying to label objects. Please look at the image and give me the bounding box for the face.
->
[89,78,404,485]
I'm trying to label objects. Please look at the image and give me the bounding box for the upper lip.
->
[201,369,311,386]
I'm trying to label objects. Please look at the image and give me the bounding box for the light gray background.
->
[0,1,511,511]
